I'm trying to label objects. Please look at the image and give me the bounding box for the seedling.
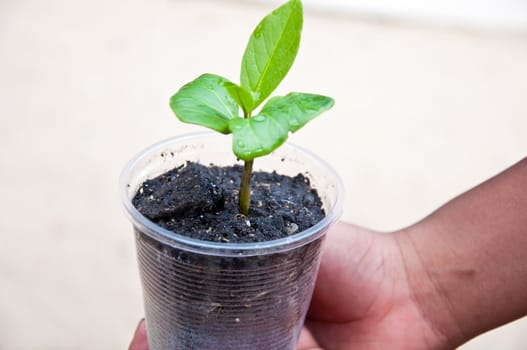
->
[170,0,334,215]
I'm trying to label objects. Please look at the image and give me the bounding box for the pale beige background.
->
[1,0,526,349]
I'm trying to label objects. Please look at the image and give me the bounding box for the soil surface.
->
[132,161,325,243]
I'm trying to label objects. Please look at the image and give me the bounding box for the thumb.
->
[129,319,148,350]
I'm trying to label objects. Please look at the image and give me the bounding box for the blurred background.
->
[1,0,526,348]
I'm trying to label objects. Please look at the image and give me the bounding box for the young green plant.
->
[169,0,334,215]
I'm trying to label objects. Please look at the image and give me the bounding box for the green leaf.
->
[223,82,255,117]
[240,0,303,109]
[260,92,335,132]
[228,92,334,160]
[169,74,238,134]
[229,115,289,161]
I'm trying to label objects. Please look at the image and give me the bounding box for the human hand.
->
[297,222,448,350]
[300,159,527,349]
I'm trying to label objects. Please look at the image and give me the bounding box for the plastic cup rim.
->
[120,131,344,256]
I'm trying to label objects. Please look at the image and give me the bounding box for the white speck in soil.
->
[285,222,299,235]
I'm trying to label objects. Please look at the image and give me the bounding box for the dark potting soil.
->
[132,161,325,243]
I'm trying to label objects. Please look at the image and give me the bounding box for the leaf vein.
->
[253,5,298,100]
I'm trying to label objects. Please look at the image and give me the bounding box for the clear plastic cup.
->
[120,132,344,350]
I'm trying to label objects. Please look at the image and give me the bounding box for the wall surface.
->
[249,0,527,30]
[0,0,526,348]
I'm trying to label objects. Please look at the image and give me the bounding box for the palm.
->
[297,222,445,350]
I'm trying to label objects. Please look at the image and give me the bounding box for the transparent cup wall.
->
[121,133,343,350]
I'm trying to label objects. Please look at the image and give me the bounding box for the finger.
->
[129,319,148,350]
[297,325,323,350]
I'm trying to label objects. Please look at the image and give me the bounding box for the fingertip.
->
[129,318,149,350]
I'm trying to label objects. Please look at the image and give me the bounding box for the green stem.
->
[239,109,253,215]
[239,159,253,215]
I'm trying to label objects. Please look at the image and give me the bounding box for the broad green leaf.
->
[259,92,334,132]
[229,115,289,161]
[240,0,303,109]
[169,74,238,134]
[228,92,334,160]
[223,82,255,117]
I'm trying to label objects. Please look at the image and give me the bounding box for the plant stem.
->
[239,159,253,215]
[239,109,253,215]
